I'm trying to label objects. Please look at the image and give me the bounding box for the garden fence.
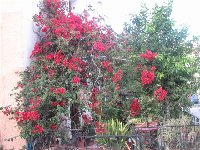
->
[30,125,200,150]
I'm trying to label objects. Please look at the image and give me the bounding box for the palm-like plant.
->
[96,119,130,149]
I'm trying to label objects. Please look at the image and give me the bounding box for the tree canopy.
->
[123,1,198,118]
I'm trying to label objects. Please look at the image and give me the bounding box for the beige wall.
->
[0,0,38,149]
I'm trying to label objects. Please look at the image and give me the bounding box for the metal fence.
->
[29,125,200,150]
[132,124,200,150]
[83,135,143,150]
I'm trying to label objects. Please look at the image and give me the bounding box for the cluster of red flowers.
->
[112,69,123,83]
[45,53,54,60]
[27,97,41,111]
[141,69,155,86]
[140,50,157,61]
[65,13,84,39]
[90,87,99,101]
[89,101,101,114]
[48,12,87,40]
[94,121,106,134]
[43,0,62,10]
[154,87,167,101]
[52,101,57,107]
[50,123,57,130]
[53,87,65,94]
[115,84,120,91]
[15,111,40,123]
[72,76,80,84]
[89,87,102,114]
[52,101,65,107]
[93,41,107,52]
[101,61,113,73]
[48,69,56,77]
[130,99,141,116]
[82,113,92,125]
[62,57,86,72]
[30,43,42,58]
[54,51,65,65]
[32,124,44,134]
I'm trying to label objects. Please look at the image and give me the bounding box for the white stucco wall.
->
[23,0,39,67]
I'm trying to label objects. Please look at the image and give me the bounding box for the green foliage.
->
[2,2,199,147]
[96,119,129,149]
[159,115,192,148]
[105,119,129,135]
[123,1,197,119]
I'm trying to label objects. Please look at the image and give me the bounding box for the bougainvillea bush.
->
[1,0,179,148]
[2,0,124,142]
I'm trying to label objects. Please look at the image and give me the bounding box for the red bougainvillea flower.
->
[82,113,92,125]
[27,97,41,111]
[50,123,57,130]
[92,87,99,94]
[52,101,57,107]
[130,99,141,116]
[115,84,120,91]
[141,69,155,86]
[14,111,40,123]
[50,87,55,92]
[49,70,56,76]
[32,88,38,93]
[30,43,42,58]
[101,61,113,73]
[102,61,110,68]
[140,50,157,61]
[29,99,34,104]
[62,59,74,71]
[32,124,44,134]
[93,41,107,52]
[43,0,61,9]
[154,87,167,101]
[94,121,106,134]
[53,87,65,94]
[54,51,64,65]
[89,102,101,114]
[151,66,156,72]
[45,53,54,60]
[72,76,80,84]
[90,87,99,101]
[103,76,109,80]
[58,101,64,107]
[41,26,48,32]
[89,102,100,109]
[33,74,40,80]
[112,69,123,83]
